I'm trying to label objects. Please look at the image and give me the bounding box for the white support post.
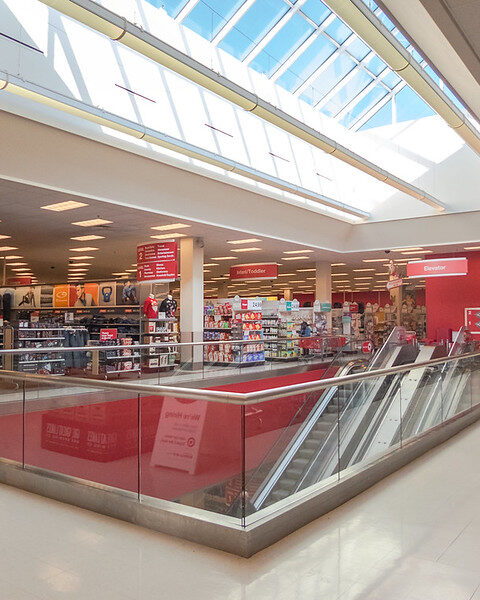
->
[180,237,204,369]
[315,261,332,330]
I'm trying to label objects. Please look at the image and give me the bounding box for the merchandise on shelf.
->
[141,315,179,371]
[94,337,141,376]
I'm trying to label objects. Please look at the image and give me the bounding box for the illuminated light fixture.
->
[354,276,373,280]
[211,256,238,260]
[41,201,88,211]
[231,247,262,253]
[5,255,22,259]
[282,256,310,261]
[353,268,375,272]
[112,272,129,276]
[332,273,349,276]
[72,219,112,227]
[71,235,105,241]
[227,238,261,244]
[69,247,99,252]
[334,280,350,283]
[464,246,480,250]
[69,256,94,260]
[392,247,423,252]
[331,263,346,266]
[203,263,219,267]
[297,268,316,272]
[278,273,296,276]
[283,250,314,254]
[151,223,191,231]
[12,268,30,271]
[150,233,187,240]
[7,262,27,266]
[34,1,449,211]
[70,262,91,266]
[0,246,18,251]
[306,277,316,280]
[375,272,390,275]
[362,258,387,263]
[203,269,211,273]
[0,235,11,240]
[402,250,433,255]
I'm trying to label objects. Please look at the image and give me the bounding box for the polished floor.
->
[2,422,480,599]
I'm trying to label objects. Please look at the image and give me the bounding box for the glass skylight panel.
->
[301,0,331,26]
[382,71,402,89]
[340,84,388,127]
[277,35,336,93]
[360,99,393,130]
[348,37,371,61]
[182,0,244,41]
[395,86,435,122]
[365,54,387,76]
[322,69,373,117]
[146,0,186,18]
[250,13,314,77]
[219,0,290,61]
[299,54,356,106]
[324,17,352,44]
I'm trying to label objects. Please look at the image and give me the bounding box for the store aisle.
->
[2,422,480,599]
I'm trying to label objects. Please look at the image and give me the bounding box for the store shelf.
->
[19,336,65,341]
[103,368,140,374]
[103,354,141,360]
[18,358,65,364]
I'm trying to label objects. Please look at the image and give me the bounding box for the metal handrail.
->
[0,348,478,406]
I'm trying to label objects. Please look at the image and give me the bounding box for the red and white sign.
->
[150,396,208,474]
[137,242,177,264]
[100,328,118,341]
[363,340,374,353]
[137,261,178,282]
[465,308,480,335]
[230,263,278,281]
[6,277,32,286]
[407,257,468,278]
[386,278,403,290]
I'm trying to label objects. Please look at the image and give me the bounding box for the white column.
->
[284,288,293,301]
[315,261,332,330]
[180,237,204,368]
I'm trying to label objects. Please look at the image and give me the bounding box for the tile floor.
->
[2,421,480,599]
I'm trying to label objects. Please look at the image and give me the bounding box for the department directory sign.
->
[137,241,178,283]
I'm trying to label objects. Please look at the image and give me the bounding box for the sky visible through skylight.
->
[147,0,466,132]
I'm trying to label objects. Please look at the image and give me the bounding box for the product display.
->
[93,337,141,378]
[143,294,158,319]
[141,316,179,370]
[159,294,177,318]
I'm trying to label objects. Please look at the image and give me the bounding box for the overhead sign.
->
[137,242,177,264]
[407,257,468,278]
[386,278,403,290]
[465,308,480,335]
[230,263,278,280]
[6,277,31,286]
[137,241,178,283]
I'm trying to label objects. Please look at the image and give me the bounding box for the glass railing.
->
[0,340,476,530]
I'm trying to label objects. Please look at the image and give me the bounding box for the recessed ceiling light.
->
[5,255,22,259]
[70,262,91,266]
[151,223,191,231]
[210,256,238,260]
[354,277,373,280]
[125,269,137,273]
[231,247,262,253]
[0,246,18,251]
[277,273,296,276]
[375,271,390,275]
[331,263,346,266]
[42,201,88,211]
[150,233,187,240]
[72,219,112,227]
[282,256,310,261]
[203,269,211,273]
[297,268,316,272]
[7,262,27,266]
[12,268,30,272]
[392,247,423,252]
[69,247,99,252]
[353,268,375,272]
[112,272,129,276]
[362,258,387,263]
[332,273,348,276]
[70,235,105,241]
[464,246,480,250]
[402,250,433,255]
[69,256,95,260]
[0,235,11,240]
[203,263,219,267]
[283,250,314,254]
[333,280,350,283]
[227,238,261,244]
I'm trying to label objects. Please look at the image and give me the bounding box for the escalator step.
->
[270,489,290,502]
[285,467,303,477]
[297,449,315,460]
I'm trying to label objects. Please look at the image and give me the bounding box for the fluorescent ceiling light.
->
[112,272,129,276]
[150,233,187,240]
[392,247,423,252]
[72,219,112,227]
[278,273,296,276]
[151,223,191,231]
[297,268,316,272]
[375,272,390,275]
[0,247,18,251]
[0,235,11,240]
[354,277,373,280]
[282,256,310,261]
[69,256,94,260]
[203,263,219,267]
[71,235,105,241]
[362,258,386,263]
[353,268,375,272]
[402,250,433,255]
[334,280,350,283]
[69,247,99,252]
[211,256,238,260]
[8,262,27,266]
[227,238,261,244]
[231,247,261,253]
[283,250,314,254]
[5,255,22,259]
[203,269,211,273]
[12,268,30,271]
[332,273,348,276]
[41,201,88,211]
[464,246,480,250]
[71,263,91,266]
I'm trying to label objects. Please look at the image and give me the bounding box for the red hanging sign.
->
[230,263,278,280]
[407,257,468,278]
[137,241,178,283]
[100,328,118,341]
[137,242,177,264]
[137,261,178,282]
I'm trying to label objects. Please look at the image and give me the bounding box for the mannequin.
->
[143,293,158,319]
[159,293,177,318]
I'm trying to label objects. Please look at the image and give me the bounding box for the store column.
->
[284,288,293,301]
[315,261,332,330]
[180,237,204,369]
[216,280,229,299]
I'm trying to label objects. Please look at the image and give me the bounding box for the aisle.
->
[0,419,480,599]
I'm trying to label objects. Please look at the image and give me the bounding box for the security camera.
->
[384,250,391,254]
[50,266,55,269]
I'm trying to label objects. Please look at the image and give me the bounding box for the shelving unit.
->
[141,317,179,371]
[89,337,141,379]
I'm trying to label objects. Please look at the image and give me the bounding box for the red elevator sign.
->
[407,258,468,278]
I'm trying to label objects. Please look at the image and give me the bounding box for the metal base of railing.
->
[0,403,479,557]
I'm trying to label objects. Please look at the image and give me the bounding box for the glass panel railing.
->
[0,374,23,462]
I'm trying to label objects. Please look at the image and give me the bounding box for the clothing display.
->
[159,296,177,318]
[143,296,158,319]
[63,327,90,369]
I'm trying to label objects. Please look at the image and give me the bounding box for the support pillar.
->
[216,280,229,299]
[180,237,204,369]
[284,288,293,301]
[315,261,332,330]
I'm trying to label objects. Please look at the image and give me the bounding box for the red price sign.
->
[100,329,117,341]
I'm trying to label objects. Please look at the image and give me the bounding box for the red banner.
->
[137,261,178,282]
[230,263,278,280]
[6,277,31,286]
[100,329,117,341]
[407,257,468,278]
[137,242,177,264]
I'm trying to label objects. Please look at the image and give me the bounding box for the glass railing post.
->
[241,403,246,527]
[22,379,26,469]
[137,393,141,502]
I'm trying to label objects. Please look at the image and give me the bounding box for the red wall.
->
[332,290,425,308]
[426,251,479,340]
